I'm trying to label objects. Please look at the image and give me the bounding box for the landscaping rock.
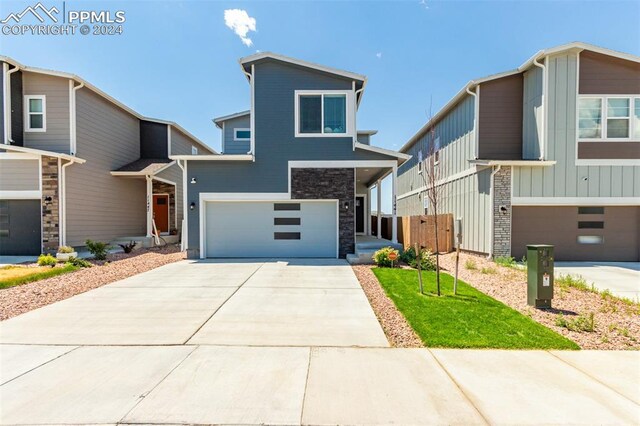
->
[352,265,423,348]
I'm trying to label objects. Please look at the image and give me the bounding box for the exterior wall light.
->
[190,202,196,211]
[190,177,197,184]
[44,196,53,203]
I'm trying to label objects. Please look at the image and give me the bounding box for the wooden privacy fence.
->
[401,214,454,254]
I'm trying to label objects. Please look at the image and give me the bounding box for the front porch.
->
[347,235,404,265]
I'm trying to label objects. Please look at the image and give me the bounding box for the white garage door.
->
[205,200,338,258]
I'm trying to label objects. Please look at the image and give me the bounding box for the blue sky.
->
[2,0,639,212]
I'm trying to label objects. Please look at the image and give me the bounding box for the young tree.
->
[419,125,447,296]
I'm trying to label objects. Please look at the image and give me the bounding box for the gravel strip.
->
[352,265,423,348]
[0,245,185,321]
[439,252,639,350]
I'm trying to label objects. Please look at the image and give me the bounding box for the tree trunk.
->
[415,243,424,295]
[434,205,441,296]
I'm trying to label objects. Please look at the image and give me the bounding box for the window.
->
[295,91,350,137]
[274,203,300,211]
[578,96,640,141]
[577,235,604,245]
[191,146,198,155]
[578,221,604,229]
[274,232,301,240]
[234,128,251,141]
[24,95,46,132]
[578,206,604,214]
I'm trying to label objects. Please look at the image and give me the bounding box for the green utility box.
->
[526,245,554,308]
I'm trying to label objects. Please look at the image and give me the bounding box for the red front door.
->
[153,195,169,233]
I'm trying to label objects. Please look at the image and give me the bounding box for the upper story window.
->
[295,90,351,137]
[191,146,198,155]
[234,128,251,141]
[578,96,640,141]
[24,95,46,132]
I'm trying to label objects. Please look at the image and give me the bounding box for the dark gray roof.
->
[113,158,171,174]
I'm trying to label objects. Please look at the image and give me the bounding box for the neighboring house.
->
[173,52,409,259]
[398,42,640,261]
[0,56,215,255]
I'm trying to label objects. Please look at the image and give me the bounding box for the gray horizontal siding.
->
[171,127,197,155]
[397,168,491,254]
[23,72,70,154]
[65,88,145,246]
[222,115,251,154]
[513,51,640,199]
[398,95,476,198]
[155,163,183,230]
[0,158,39,191]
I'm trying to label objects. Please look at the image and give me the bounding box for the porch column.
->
[376,179,382,239]
[366,186,372,235]
[146,175,153,237]
[391,165,398,243]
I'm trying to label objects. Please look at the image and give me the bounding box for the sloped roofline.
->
[399,42,640,153]
[0,55,217,154]
[239,51,367,82]
[212,110,250,128]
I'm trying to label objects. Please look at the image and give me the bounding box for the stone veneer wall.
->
[290,168,355,258]
[492,166,512,258]
[41,156,59,252]
[152,180,177,232]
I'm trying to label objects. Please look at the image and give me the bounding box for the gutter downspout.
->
[465,84,479,159]
[176,159,188,252]
[488,165,502,259]
[60,159,74,246]
[70,81,84,155]
[532,57,546,160]
[4,64,20,144]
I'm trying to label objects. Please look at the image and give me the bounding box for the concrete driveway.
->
[555,261,640,300]
[1,259,639,425]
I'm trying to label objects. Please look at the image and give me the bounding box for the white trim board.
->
[0,190,42,199]
[512,197,640,206]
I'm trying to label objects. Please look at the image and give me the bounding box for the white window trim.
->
[294,90,354,138]
[234,128,251,142]
[577,95,640,142]
[24,95,46,132]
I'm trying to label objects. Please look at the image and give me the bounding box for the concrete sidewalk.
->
[1,345,638,425]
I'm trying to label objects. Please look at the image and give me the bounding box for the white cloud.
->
[376,52,382,59]
[224,9,256,47]
[419,0,429,9]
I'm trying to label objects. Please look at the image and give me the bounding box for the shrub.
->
[555,312,595,332]
[480,267,497,274]
[372,247,400,268]
[66,257,92,268]
[399,247,436,270]
[464,259,477,270]
[494,256,517,268]
[37,254,57,267]
[57,245,75,254]
[118,241,137,254]
[556,274,595,292]
[85,239,109,260]
[399,247,416,265]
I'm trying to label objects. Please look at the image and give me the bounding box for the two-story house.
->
[171,52,409,259]
[398,42,640,261]
[0,56,215,256]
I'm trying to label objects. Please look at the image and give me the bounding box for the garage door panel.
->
[206,201,337,258]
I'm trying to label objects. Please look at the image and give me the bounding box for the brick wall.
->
[492,166,511,258]
[41,156,59,252]
[291,168,354,258]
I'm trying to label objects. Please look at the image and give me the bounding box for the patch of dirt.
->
[352,265,423,348]
[0,245,185,321]
[439,252,640,350]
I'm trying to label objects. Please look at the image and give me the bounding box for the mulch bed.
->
[0,245,185,321]
[439,252,640,350]
[352,265,423,348]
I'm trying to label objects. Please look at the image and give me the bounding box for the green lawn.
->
[373,268,579,350]
[0,264,79,289]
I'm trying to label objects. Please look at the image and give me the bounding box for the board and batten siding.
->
[22,72,70,154]
[513,51,640,199]
[222,114,251,154]
[65,88,145,246]
[522,65,543,160]
[0,158,39,191]
[155,163,183,229]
